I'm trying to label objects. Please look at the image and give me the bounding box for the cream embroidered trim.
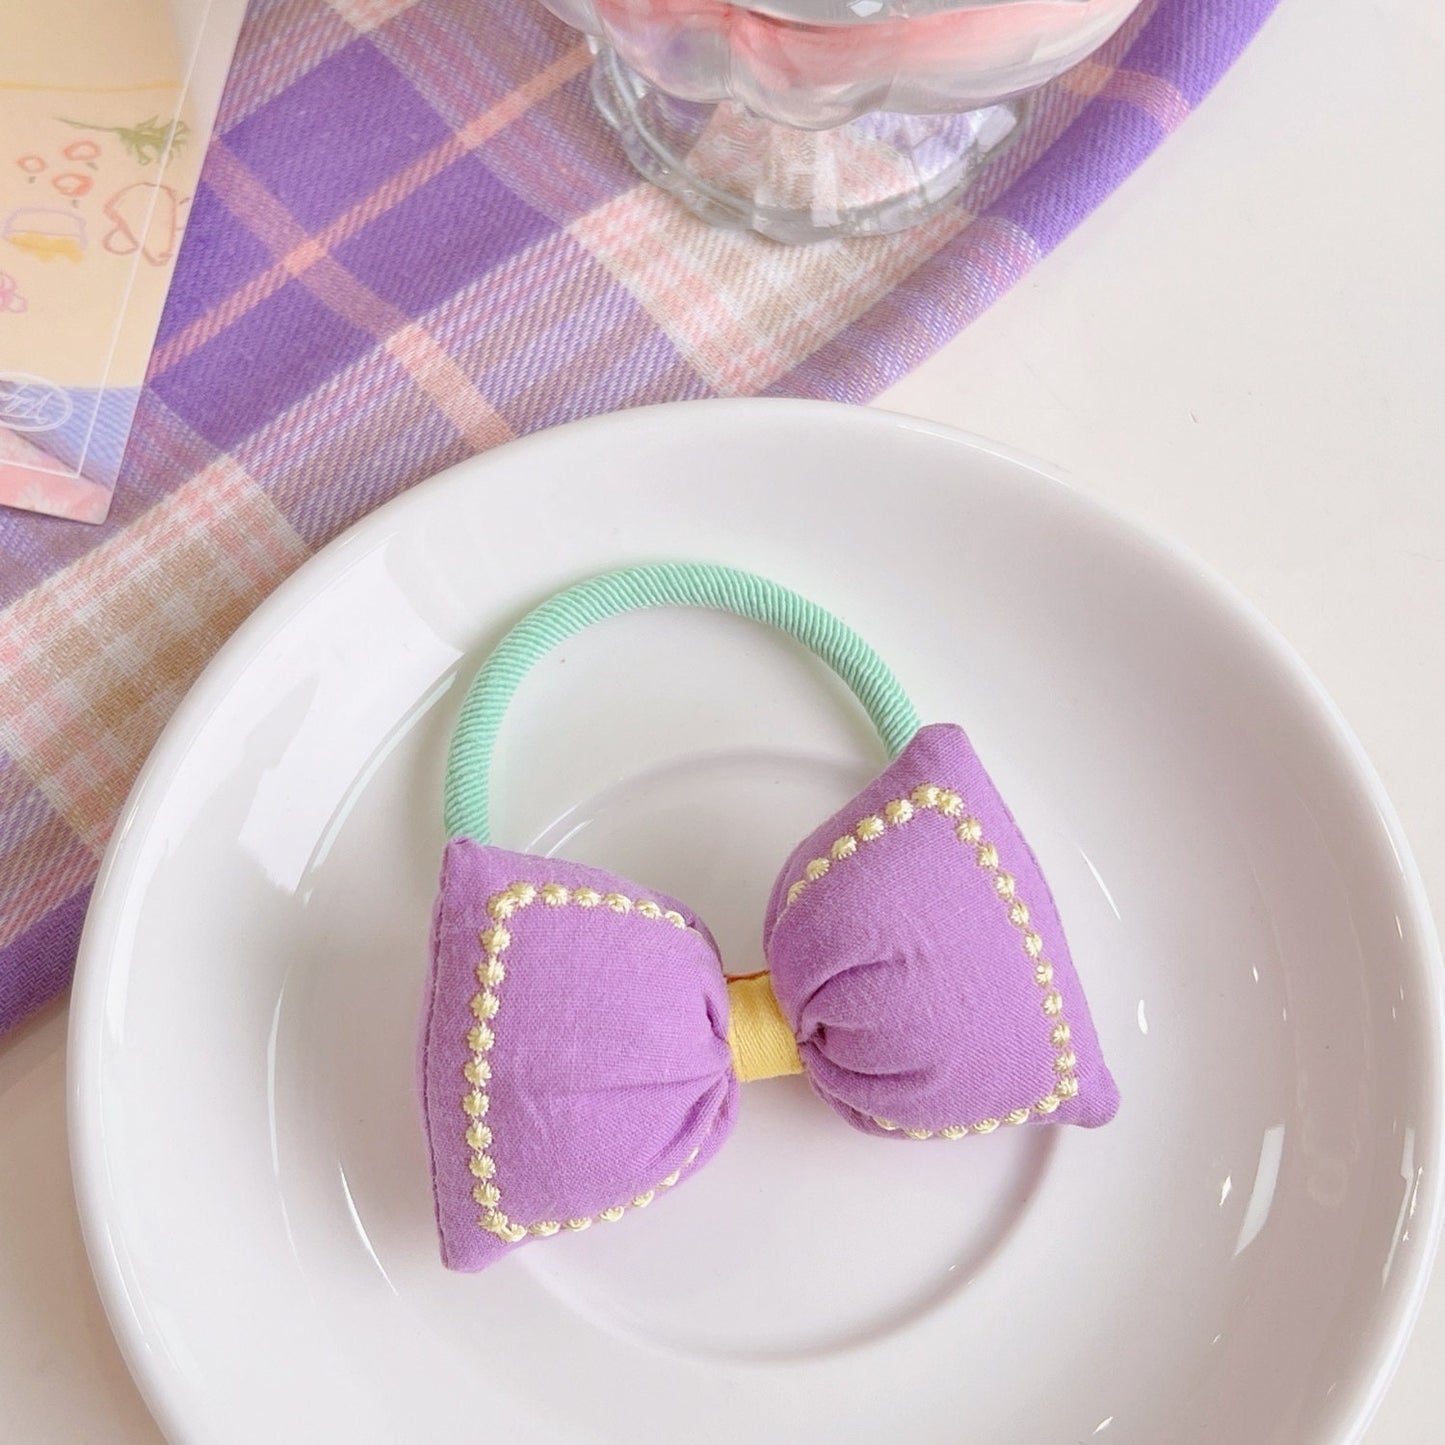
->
[462,880,701,1243]
[462,780,1079,1237]
[779,781,1081,1139]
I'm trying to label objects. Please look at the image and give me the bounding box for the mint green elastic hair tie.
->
[444,563,921,843]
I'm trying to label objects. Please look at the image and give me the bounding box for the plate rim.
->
[67,397,1445,1444]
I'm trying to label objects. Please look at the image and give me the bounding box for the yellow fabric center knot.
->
[726,973,803,1083]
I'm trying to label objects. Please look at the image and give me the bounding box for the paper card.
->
[0,0,244,523]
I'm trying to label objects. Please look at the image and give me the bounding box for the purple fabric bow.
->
[420,723,1119,1272]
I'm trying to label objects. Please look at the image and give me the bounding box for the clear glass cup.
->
[540,0,1145,242]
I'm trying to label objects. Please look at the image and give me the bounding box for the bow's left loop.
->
[420,840,737,1271]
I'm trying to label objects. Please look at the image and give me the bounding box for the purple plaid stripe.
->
[0,754,96,948]
[427,235,708,430]
[217,0,361,125]
[0,0,1281,1033]
[248,348,471,541]
[0,889,90,1036]
[228,39,456,229]
[463,73,641,225]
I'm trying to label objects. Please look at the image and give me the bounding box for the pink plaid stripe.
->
[0,763,97,944]
[325,0,423,31]
[1064,60,1191,131]
[196,142,515,451]
[574,188,970,395]
[0,461,308,856]
[218,0,362,126]
[151,42,589,383]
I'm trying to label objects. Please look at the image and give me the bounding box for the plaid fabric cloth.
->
[0,0,1278,1034]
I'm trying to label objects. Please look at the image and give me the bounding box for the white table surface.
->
[3,0,1442,1438]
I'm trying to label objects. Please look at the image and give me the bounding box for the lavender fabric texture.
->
[423,723,1118,1272]
[421,842,738,1272]
[765,723,1118,1135]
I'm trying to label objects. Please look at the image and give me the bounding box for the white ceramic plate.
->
[70,401,1443,1444]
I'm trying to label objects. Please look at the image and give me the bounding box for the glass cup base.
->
[590,42,1026,245]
